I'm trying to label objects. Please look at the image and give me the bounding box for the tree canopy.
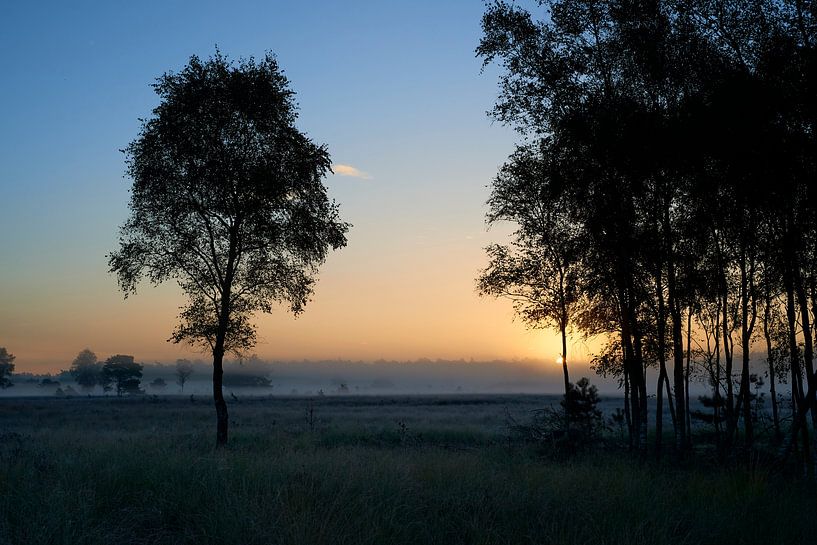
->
[101,355,143,396]
[479,0,817,459]
[70,348,101,391]
[175,359,194,392]
[108,50,349,444]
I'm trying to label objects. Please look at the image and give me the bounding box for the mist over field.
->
[5,354,770,401]
[6,357,619,397]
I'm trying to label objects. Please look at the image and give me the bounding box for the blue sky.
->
[0,1,584,371]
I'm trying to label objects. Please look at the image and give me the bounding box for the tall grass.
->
[0,396,814,544]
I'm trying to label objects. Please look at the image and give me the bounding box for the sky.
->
[0,1,596,373]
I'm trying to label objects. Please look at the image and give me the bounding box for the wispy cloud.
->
[332,164,372,180]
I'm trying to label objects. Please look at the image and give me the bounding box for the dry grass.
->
[0,395,813,544]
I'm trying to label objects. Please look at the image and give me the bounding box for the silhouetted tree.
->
[562,377,604,439]
[479,0,817,459]
[108,50,349,445]
[175,359,194,393]
[477,141,582,399]
[101,355,143,396]
[479,0,660,451]
[69,348,101,391]
[0,347,15,388]
[150,377,167,390]
[99,372,114,394]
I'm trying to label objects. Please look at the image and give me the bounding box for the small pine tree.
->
[561,378,605,439]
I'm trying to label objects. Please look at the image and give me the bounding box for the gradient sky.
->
[0,1,596,372]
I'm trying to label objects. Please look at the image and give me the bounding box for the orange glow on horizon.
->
[0,184,602,374]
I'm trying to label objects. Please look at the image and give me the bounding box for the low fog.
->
[5,355,763,399]
[6,357,630,398]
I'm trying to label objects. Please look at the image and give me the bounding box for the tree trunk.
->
[561,325,570,398]
[713,308,723,445]
[715,234,734,451]
[621,301,644,452]
[663,201,686,452]
[212,227,238,447]
[794,272,817,433]
[685,309,692,444]
[624,368,633,449]
[722,286,735,450]
[213,346,229,446]
[632,322,648,454]
[739,250,753,447]
[667,257,687,452]
[783,247,810,466]
[560,324,570,432]
[656,371,665,456]
[665,375,677,429]
[655,269,669,455]
[763,297,781,442]
[784,276,804,403]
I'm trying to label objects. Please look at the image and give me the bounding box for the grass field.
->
[0,394,814,544]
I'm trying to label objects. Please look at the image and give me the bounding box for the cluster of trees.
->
[69,350,196,394]
[477,0,816,464]
[69,350,144,395]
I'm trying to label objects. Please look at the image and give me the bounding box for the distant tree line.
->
[4,349,283,395]
[478,0,817,466]
[69,350,198,395]
[70,350,144,396]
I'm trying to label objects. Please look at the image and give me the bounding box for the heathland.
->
[0,394,813,545]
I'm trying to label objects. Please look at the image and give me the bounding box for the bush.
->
[562,377,605,438]
[509,377,605,453]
